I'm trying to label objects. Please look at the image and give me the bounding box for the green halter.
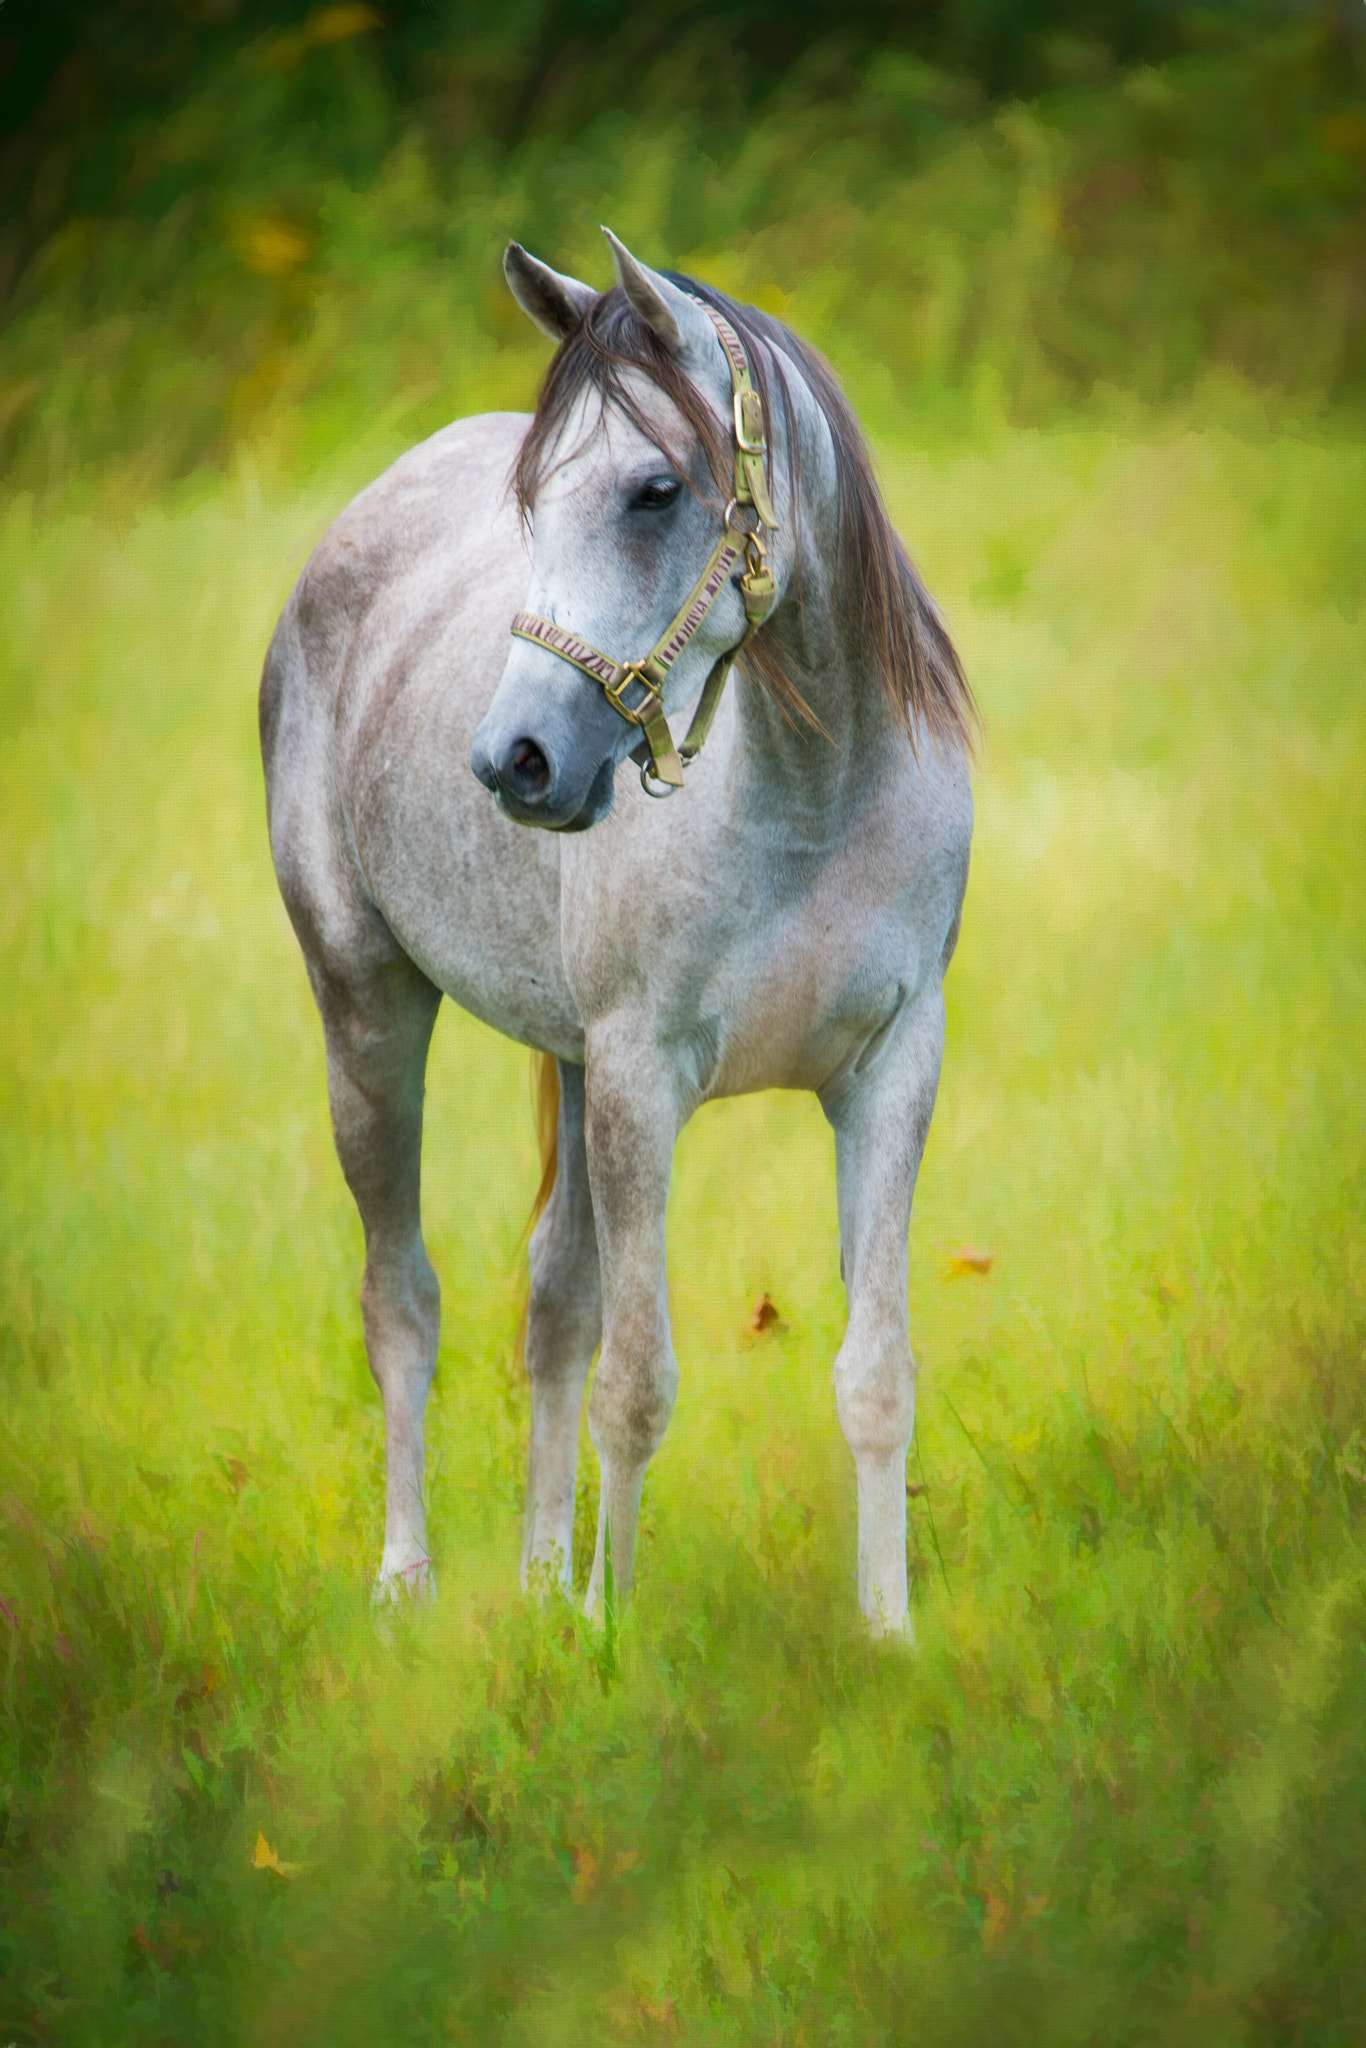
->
[510,302,779,795]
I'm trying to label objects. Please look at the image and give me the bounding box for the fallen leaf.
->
[132,1916,203,1967]
[570,1844,598,1902]
[252,1832,300,1878]
[982,1892,1010,1950]
[746,1293,783,1334]
[943,1247,993,1280]
[175,1661,221,1712]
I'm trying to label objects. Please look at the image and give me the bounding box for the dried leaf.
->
[252,1832,300,1878]
[982,1892,1010,1950]
[570,1844,598,1902]
[943,1247,994,1281]
[223,1457,250,1495]
[746,1293,783,1334]
[175,1662,221,1712]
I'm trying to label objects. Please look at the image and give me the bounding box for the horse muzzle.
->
[469,719,617,832]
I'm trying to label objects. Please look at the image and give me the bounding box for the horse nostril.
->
[502,737,551,802]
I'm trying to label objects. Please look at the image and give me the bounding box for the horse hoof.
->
[373,1555,437,1607]
[866,1609,915,1648]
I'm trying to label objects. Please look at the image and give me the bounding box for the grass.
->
[2,392,1365,2041]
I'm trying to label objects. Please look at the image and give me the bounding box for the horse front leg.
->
[316,957,443,1601]
[580,1023,682,1617]
[822,987,947,1639]
[522,1060,602,1593]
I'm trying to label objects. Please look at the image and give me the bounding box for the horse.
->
[259,229,975,1638]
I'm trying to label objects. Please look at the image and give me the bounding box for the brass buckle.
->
[603,664,661,725]
[734,388,766,456]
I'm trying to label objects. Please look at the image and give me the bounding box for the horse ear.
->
[601,227,716,369]
[504,242,596,342]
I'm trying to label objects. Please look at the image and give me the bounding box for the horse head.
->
[470,229,788,830]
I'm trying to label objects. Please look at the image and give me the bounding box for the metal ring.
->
[639,762,679,798]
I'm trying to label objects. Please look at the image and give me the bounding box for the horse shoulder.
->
[289,413,531,677]
[261,411,535,969]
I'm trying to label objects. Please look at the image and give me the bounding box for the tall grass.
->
[2,379,1363,2037]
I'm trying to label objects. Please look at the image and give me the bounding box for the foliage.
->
[2,371,1364,2036]
[2,10,1365,495]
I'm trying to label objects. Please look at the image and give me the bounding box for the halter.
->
[510,302,780,796]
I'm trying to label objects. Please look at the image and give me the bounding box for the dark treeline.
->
[0,0,1319,315]
[2,0,1364,493]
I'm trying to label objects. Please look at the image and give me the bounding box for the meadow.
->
[3,10,1366,2043]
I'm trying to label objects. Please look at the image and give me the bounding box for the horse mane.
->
[513,274,978,757]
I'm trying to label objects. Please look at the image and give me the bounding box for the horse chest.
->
[566,826,936,1097]
[705,874,923,1095]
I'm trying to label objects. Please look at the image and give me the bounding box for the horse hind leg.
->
[823,988,948,1640]
[521,1057,602,1594]
[315,953,443,1600]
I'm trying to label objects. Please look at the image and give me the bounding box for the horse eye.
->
[632,477,681,511]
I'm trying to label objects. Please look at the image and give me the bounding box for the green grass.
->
[2,400,1364,2043]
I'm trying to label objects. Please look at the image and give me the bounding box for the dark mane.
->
[514,276,977,755]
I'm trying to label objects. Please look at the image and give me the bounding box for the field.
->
[3,399,1364,2042]
[4,9,1366,2042]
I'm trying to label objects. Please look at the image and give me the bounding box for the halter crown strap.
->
[509,297,780,796]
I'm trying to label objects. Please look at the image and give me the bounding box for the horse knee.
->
[833,1337,916,1462]
[361,1250,439,1396]
[526,1272,600,1383]
[526,1187,601,1381]
[588,1335,677,1469]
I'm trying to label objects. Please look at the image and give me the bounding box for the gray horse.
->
[260,230,974,1637]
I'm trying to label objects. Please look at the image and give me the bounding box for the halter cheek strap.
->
[510,301,780,795]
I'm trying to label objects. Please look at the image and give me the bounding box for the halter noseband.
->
[510,302,780,796]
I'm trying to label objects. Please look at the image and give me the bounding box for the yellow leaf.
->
[307,2,384,45]
[232,215,314,280]
[943,1246,993,1281]
[252,1831,300,1877]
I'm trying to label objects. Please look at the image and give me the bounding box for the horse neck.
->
[730,375,897,807]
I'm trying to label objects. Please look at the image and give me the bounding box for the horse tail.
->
[516,1052,559,1367]
[529,1051,560,1236]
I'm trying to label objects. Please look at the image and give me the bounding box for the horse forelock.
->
[513,275,978,757]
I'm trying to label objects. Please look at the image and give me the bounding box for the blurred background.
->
[2,6,1365,2044]
[3,0,1365,490]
